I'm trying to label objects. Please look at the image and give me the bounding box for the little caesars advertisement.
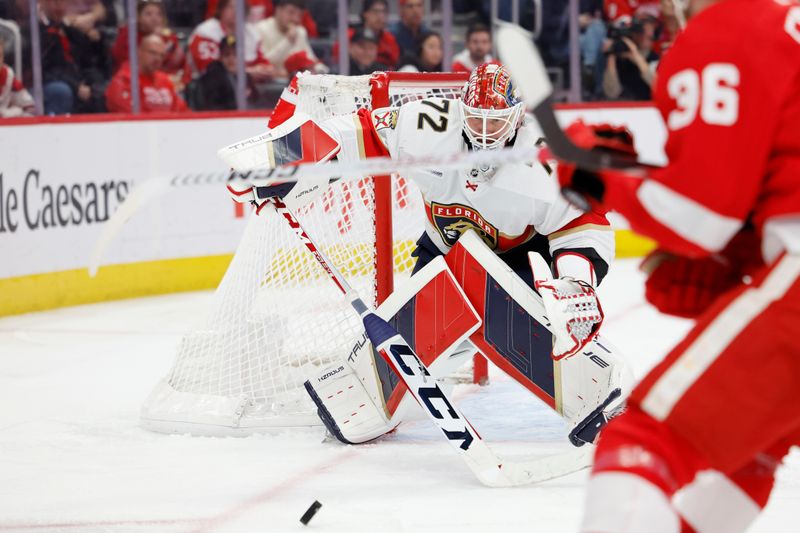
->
[0,116,266,281]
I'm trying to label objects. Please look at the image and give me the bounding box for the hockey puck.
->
[300,500,322,525]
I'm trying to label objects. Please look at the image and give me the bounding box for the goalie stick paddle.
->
[269,196,592,487]
[495,22,643,173]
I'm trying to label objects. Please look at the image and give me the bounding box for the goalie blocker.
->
[221,112,342,212]
[306,230,631,447]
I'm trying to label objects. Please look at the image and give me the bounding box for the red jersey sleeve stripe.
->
[637,180,742,253]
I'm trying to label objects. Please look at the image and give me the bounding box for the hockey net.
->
[141,72,472,436]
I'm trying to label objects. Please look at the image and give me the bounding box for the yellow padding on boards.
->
[0,255,233,318]
[615,230,656,258]
[0,231,655,318]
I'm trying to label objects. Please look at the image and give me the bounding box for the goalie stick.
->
[267,196,592,487]
[87,143,538,277]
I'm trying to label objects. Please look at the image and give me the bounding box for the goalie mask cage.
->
[140,72,481,436]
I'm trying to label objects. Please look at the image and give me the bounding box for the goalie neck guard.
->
[461,63,525,150]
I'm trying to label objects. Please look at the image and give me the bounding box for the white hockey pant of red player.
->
[580,254,800,533]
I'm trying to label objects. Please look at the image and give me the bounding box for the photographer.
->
[601,18,659,101]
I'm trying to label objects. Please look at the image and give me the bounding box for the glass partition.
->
[0,0,675,118]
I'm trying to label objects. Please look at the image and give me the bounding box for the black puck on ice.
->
[300,500,322,525]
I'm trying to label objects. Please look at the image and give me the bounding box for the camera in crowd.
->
[607,19,645,56]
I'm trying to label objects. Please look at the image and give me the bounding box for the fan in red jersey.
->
[184,0,273,84]
[0,39,34,117]
[106,34,187,113]
[554,0,800,531]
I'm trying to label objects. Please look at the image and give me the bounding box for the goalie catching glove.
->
[529,252,604,360]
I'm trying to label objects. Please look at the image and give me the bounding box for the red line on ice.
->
[0,449,357,532]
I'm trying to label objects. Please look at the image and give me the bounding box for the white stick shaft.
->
[197,144,538,190]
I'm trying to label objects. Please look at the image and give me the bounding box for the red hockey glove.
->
[641,250,737,319]
[541,120,638,212]
[640,228,765,319]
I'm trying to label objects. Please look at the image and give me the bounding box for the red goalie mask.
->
[461,62,525,150]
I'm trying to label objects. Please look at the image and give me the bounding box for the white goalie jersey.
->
[321,98,615,283]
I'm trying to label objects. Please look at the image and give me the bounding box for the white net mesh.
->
[141,72,467,435]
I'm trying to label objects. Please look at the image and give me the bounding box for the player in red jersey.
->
[554,0,800,531]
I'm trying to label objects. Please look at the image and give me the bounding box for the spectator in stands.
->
[348,27,388,76]
[40,0,107,114]
[0,1,27,20]
[106,33,187,113]
[253,0,319,80]
[190,35,250,111]
[580,1,606,65]
[283,50,328,77]
[359,0,398,67]
[0,39,34,117]
[451,23,493,73]
[111,0,185,75]
[579,0,609,99]
[206,0,270,23]
[64,0,107,40]
[205,0,318,36]
[397,31,443,73]
[603,0,660,25]
[331,0,400,70]
[390,0,429,57]
[601,17,658,100]
[185,0,273,84]
[656,0,680,53]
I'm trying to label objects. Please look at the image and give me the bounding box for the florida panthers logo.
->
[373,110,398,131]
[429,202,498,249]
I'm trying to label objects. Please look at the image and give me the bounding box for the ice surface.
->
[0,259,797,532]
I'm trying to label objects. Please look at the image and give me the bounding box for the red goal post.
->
[289,70,482,383]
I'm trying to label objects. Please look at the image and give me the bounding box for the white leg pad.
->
[305,256,482,444]
[306,358,398,444]
[561,341,634,433]
[674,470,761,533]
[580,472,680,533]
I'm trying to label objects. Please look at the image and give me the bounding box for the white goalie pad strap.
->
[305,256,482,444]
[530,252,604,361]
